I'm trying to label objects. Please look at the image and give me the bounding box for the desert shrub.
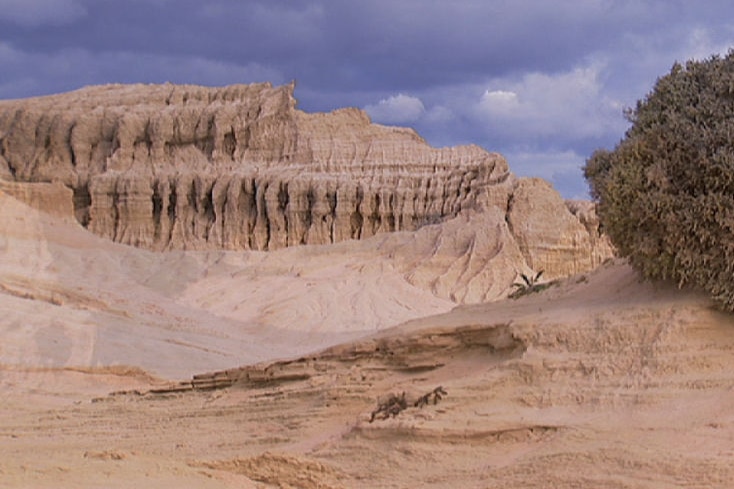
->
[509,270,557,299]
[585,51,734,310]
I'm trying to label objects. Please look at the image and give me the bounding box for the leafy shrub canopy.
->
[585,52,734,310]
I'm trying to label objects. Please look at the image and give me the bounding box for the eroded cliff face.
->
[0,82,506,250]
[0,82,612,283]
[506,178,615,279]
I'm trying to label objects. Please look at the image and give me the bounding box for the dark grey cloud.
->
[1,0,734,197]
[0,0,87,27]
[0,0,658,94]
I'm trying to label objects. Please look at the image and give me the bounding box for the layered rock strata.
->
[0,82,613,281]
[0,180,73,220]
[0,82,505,250]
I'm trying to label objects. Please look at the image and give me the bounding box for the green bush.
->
[585,51,734,310]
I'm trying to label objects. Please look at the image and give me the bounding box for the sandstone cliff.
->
[0,82,612,283]
[0,82,505,250]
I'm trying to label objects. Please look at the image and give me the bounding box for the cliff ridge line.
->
[0,82,510,250]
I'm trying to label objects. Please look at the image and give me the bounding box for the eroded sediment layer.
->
[21,262,729,488]
[0,82,507,250]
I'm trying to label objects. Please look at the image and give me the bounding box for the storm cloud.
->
[1,0,733,197]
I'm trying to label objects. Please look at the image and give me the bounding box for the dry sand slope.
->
[0,188,456,378]
[3,189,734,488]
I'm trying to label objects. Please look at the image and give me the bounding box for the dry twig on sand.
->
[369,392,408,422]
[369,386,448,422]
[414,386,447,408]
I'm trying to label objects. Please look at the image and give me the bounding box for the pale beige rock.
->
[0,83,509,251]
[0,180,74,219]
[3,252,734,488]
[507,178,613,278]
[566,198,615,266]
[1,120,725,488]
[0,82,613,293]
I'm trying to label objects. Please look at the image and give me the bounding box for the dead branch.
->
[369,386,448,422]
[369,392,407,422]
[414,386,448,408]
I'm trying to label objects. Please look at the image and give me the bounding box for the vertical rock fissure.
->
[187,179,198,241]
[202,184,215,242]
[352,185,364,239]
[223,130,236,160]
[111,185,121,242]
[151,179,163,242]
[72,182,92,227]
[167,181,177,247]
[278,181,289,245]
[305,186,315,245]
[504,190,515,235]
[328,188,337,243]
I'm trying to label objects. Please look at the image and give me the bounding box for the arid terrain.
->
[1,84,733,488]
[3,181,734,488]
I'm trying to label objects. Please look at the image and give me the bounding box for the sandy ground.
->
[0,191,454,378]
[3,191,734,487]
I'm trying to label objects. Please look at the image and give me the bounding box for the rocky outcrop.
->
[0,82,506,250]
[506,178,614,278]
[0,82,613,282]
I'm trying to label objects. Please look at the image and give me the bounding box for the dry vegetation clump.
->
[369,387,448,422]
[509,270,557,299]
[413,386,447,408]
[370,392,408,422]
[585,51,734,311]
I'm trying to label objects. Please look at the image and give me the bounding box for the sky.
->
[1,1,733,198]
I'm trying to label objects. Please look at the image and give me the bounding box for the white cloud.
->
[364,93,426,124]
[474,62,626,142]
[479,90,520,117]
[0,0,87,26]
